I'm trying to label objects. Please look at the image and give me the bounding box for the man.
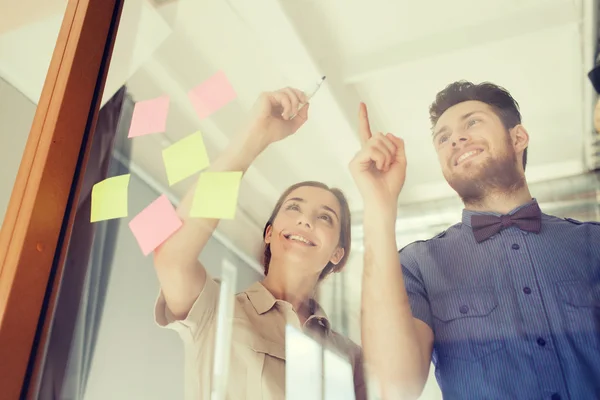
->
[349,81,600,399]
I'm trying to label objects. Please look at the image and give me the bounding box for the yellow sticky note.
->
[190,171,242,219]
[162,131,210,186]
[90,174,130,222]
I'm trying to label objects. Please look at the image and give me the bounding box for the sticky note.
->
[128,194,183,256]
[162,131,210,186]
[128,95,170,138]
[190,171,242,219]
[91,174,130,222]
[188,71,237,120]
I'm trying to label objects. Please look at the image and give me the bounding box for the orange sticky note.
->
[190,171,242,219]
[128,95,170,138]
[129,194,183,256]
[188,71,237,120]
[162,131,210,186]
[90,174,130,222]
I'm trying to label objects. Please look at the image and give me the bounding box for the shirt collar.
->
[461,198,539,228]
[245,281,332,334]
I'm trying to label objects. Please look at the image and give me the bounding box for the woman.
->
[153,87,366,400]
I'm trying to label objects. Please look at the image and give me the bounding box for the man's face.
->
[432,101,527,201]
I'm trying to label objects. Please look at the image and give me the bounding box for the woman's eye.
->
[319,214,333,223]
[438,135,448,144]
[286,203,300,211]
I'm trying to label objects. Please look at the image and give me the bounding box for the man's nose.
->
[451,136,468,147]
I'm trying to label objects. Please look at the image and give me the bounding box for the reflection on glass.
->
[0,1,67,229]
[211,260,237,400]
[324,347,356,400]
[285,325,322,400]
[37,0,600,399]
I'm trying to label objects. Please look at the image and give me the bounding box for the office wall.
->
[83,172,263,400]
[0,77,36,226]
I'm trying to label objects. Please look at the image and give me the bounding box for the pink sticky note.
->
[188,71,237,120]
[128,95,170,138]
[128,195,183,256]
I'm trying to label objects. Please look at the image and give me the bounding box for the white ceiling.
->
[126,0,592,258]
[0,0,595,352]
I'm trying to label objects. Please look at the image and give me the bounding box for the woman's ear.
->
[264,225,273,244]
[329,247,345,265]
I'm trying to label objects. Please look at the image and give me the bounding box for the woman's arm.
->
[153,130,267,320]
[153,88,310,321]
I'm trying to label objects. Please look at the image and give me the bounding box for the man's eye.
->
[467,119,480,127]
[438,135,448,144]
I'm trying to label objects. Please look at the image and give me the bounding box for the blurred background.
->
[1,0,599,398]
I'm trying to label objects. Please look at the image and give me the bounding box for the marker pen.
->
[290,75,326,119]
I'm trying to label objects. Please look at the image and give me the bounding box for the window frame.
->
[0,0,124,397]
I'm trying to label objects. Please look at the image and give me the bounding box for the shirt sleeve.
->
[154,276,220,340]
[399,246,433,330]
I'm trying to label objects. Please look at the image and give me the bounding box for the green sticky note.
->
[90,174,130,222]
[162,131,210,186]
[190,171,242,219]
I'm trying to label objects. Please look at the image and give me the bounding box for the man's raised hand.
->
[349,102,407,209]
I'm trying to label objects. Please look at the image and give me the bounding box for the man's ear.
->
[264,225,273,244]
[510,124,529,154]
[329,247,345,265]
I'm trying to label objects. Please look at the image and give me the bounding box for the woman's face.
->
[264,186,345,276]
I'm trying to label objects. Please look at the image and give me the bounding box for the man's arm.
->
[361,206,434,400]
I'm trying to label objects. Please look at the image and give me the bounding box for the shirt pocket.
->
[230,331,280,400]
[430,287,505,362]
[556,280,600,350]
[245,336,286,400]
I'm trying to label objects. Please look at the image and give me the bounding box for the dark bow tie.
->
[471,203,542,243]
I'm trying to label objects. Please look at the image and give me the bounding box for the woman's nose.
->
[296,217,312,228]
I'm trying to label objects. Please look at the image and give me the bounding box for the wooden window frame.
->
[0,0,124,398]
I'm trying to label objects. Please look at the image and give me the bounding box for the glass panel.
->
[0,1,68,228]
[41,0,599,399]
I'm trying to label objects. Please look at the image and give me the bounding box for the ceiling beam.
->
[342,1,581,84]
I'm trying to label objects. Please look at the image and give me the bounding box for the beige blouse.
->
[155,277,366,400]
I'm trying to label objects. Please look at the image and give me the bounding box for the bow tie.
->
[471,203,542,243]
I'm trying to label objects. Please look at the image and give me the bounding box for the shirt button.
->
[551,394,561,400]
[523,287,532,294]
[459,305,469,314]
[536,337,546,347]
[511,243,520,250]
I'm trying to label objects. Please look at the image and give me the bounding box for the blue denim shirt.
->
[400,200,600,399]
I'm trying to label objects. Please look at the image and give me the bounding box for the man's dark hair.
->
[429,81,527,171]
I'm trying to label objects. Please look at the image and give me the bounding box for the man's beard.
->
[447,148,525,205]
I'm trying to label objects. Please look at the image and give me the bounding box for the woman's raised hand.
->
[244,87,310,148]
